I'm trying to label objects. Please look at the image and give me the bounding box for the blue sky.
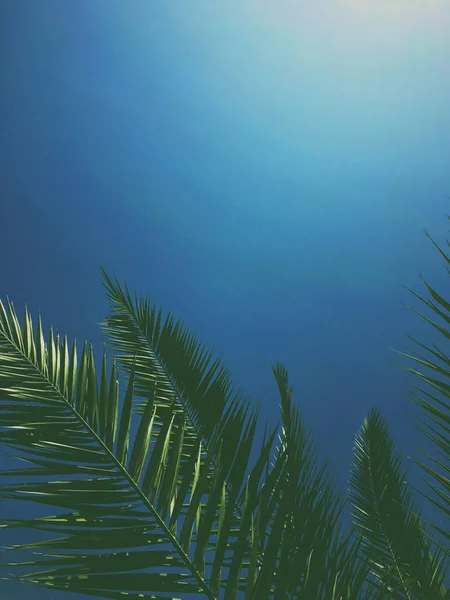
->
[1,1,449,598]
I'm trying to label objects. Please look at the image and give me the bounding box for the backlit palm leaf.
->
[0,270,373,599]
[264,364,381,599]
[348,407,449,599]
[96,269,377,599]
[0,302,211,598]
[347,222,450,599]
[391,223,450,554]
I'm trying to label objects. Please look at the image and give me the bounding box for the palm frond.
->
[0,275,367,599]
[390,222,450,557]
[96,268,272,595]
[348,406,449,599]
[0,298,216,598]
[264,363,376,600]
[96,269,371,598]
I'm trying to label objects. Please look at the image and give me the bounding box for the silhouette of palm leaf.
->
[392,221,450,555]
[0,268,375,599]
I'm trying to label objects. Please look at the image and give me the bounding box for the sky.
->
[0,0,449,598]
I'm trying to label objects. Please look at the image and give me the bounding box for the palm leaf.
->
[263,364,381,600]
[0,300,211,598]
[348,406,449,599]
[96,269,376,598]
[390,221,450,555]
[0,273,371,599]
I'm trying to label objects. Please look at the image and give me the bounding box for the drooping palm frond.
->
[390,221,450,554]
[96,269,376,599]
[264,364,381,600]
[0,270,372,599]
[348,407,449,599]
[97,267,261,516]
[0,300,217,598]
[0,294,263,598]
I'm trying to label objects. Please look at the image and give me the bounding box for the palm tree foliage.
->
[346,220,450,599]
[348,407,448,599]
[391,224,450,550]
[0,225,448,599]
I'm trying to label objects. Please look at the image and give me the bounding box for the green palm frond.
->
[0,299,213,598]
[266,364,379,600]
[97,267,260,515]
[2,229,449,599]
[96,269,373,598]
[0,270,370,599]
[390,222,450,554]
[348,406,449,599]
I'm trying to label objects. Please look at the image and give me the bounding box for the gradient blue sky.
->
[1,1,450,598]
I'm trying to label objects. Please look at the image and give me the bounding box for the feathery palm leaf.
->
[390,222,450,555]
[348,407,449,599]
[347,221,450,599]
[266,364,380,599]
[97,269,377,599]
[0,269,373,599]
[0,302,213,598]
